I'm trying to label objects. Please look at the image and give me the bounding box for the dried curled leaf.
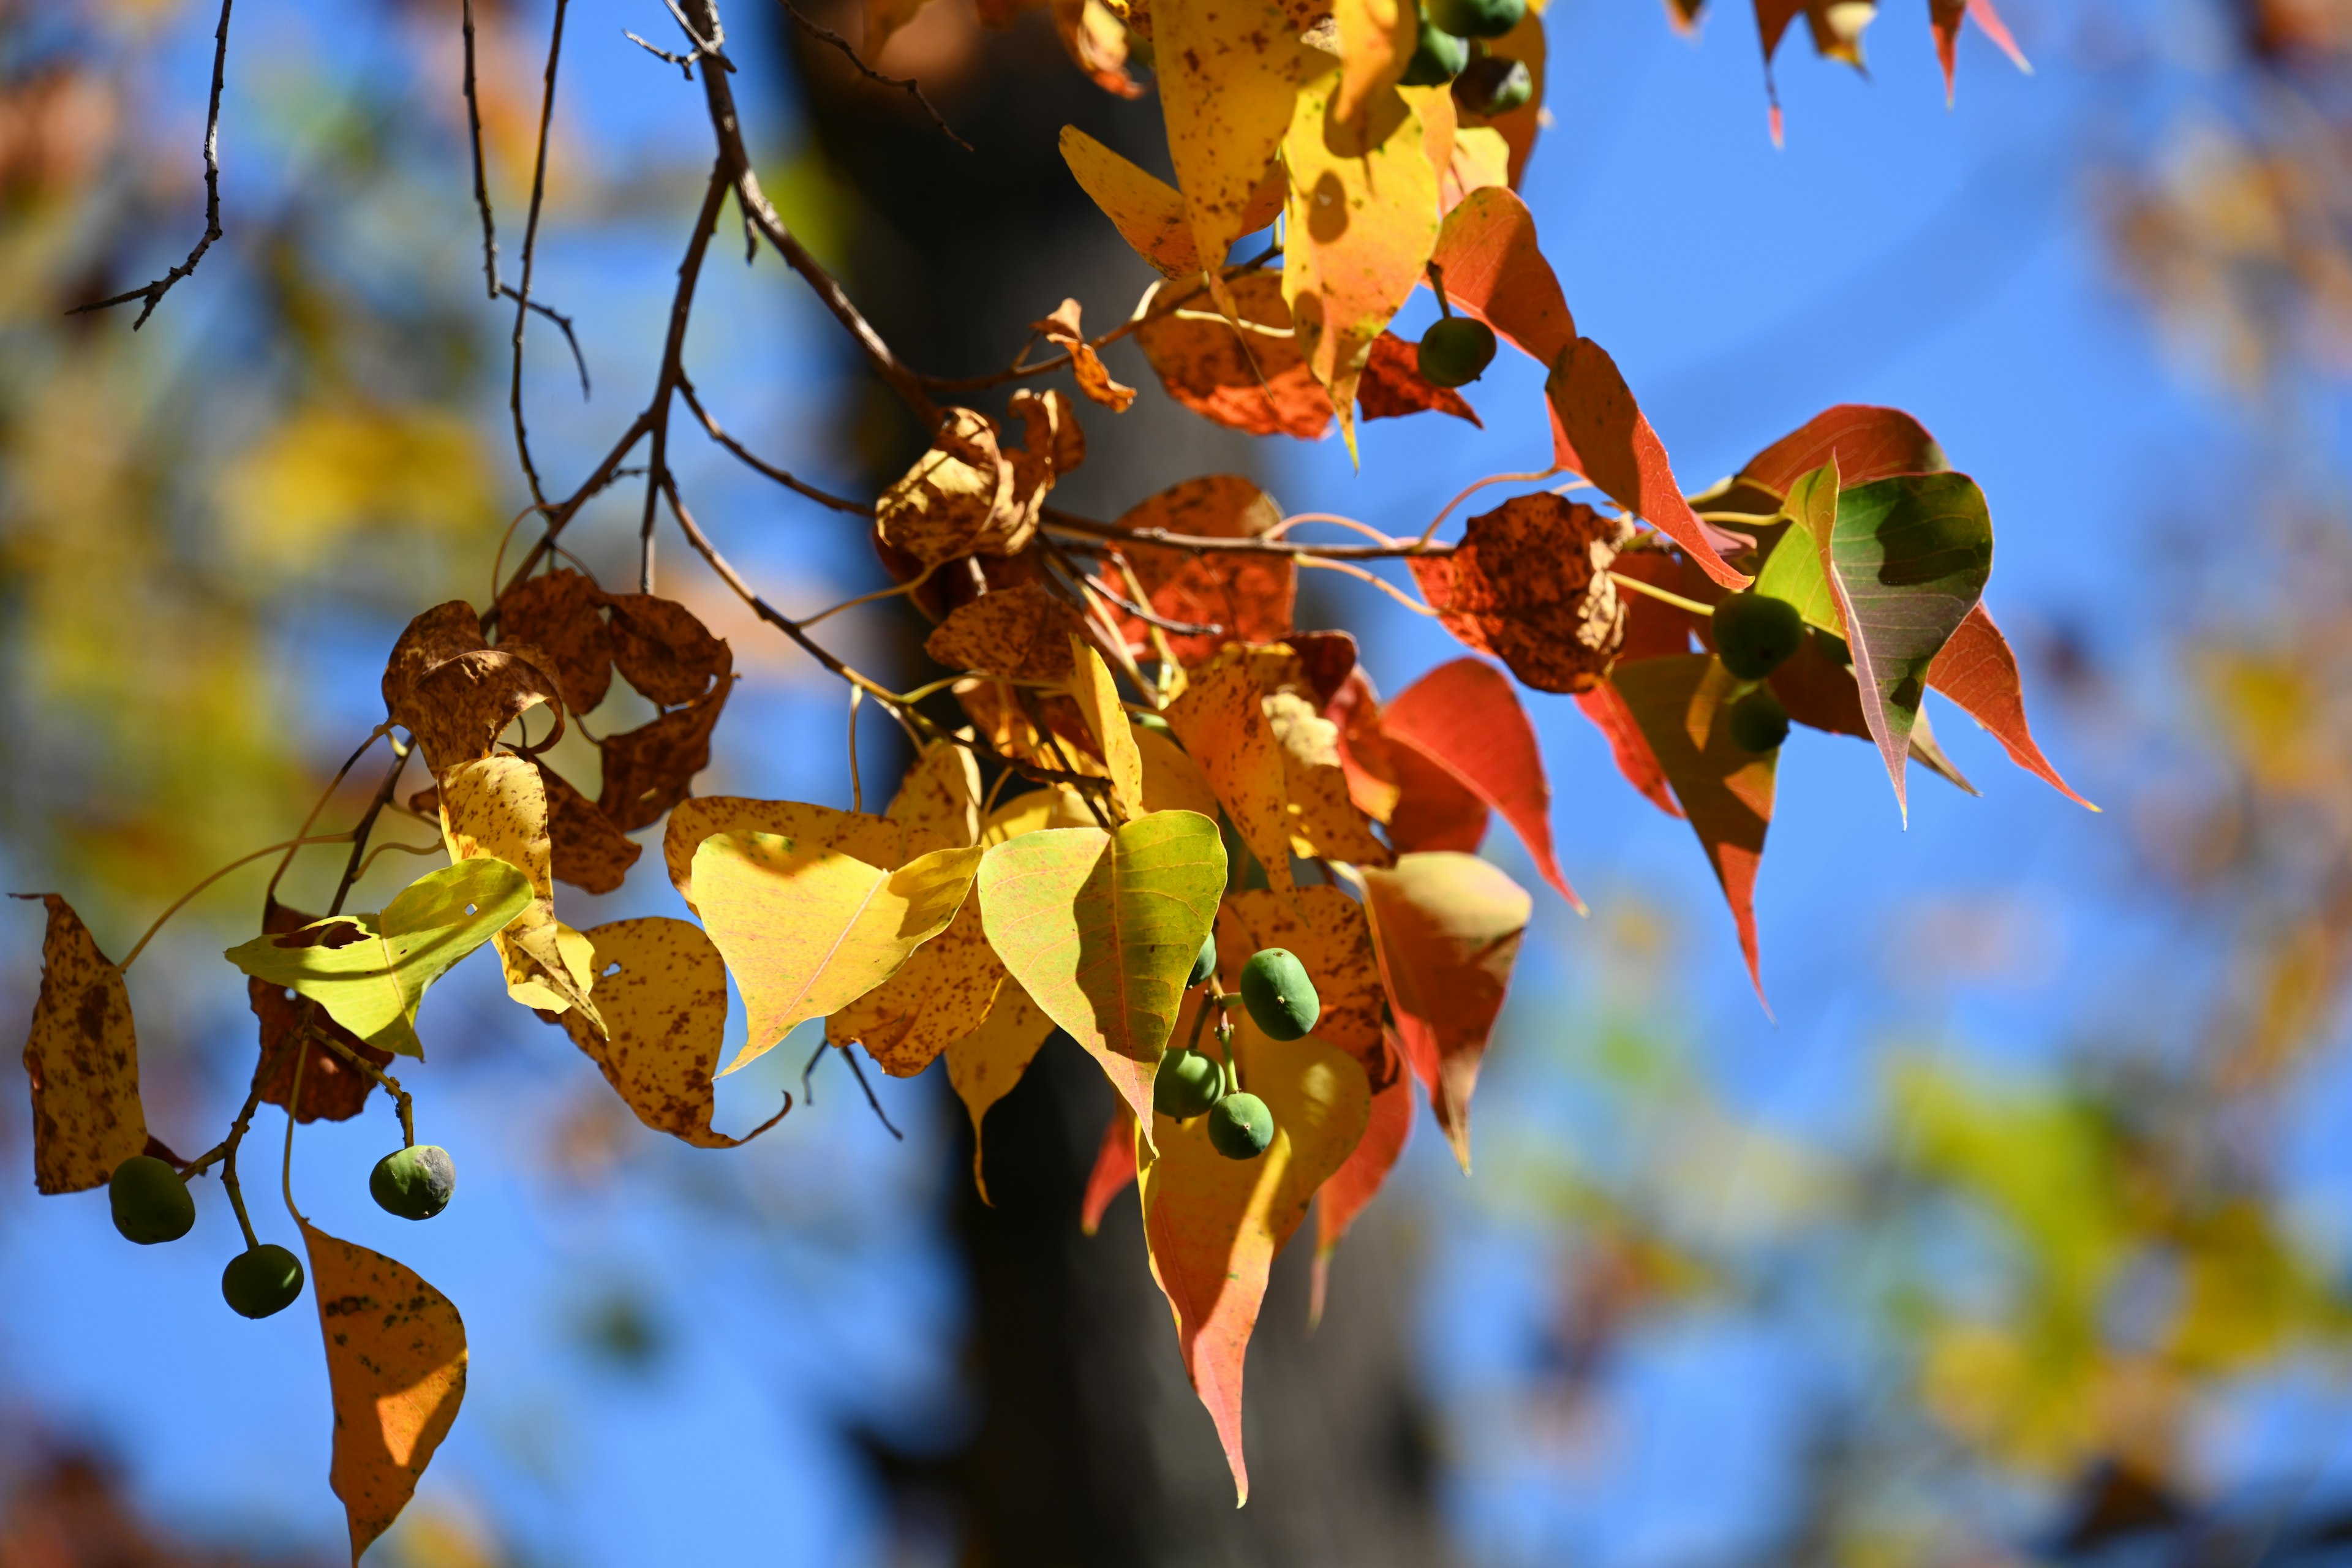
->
[597,644,733,833]
[494,568,612,714]
[249,896,390,1125]
[1108,475,1292,666]
[1411,494,1627,693]
[538,761,641,895]
[561,918,787,1147]
[381,600,568,778]
[1033,298,1137,412]
[1136,274,1333,440]
[438,755,603,1033]
[1052,0,1147,97]
[302,1221,467,1564]
[877,401,1076,567]
[16,893,147,1194]
[605,593,731,707]
[925,582,1091,682]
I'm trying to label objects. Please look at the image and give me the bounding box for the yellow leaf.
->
[944,979,1059,1202]
[437,755,604,1035]
[1140,1014,1370,1503]
[1263,689,1392,865]
[1137,726,1222,820]
[889,737,984,849]
[1166,660,1294,891]
[694,834,985,1073]
[826,894,1008,1076]
[1283,62,1442,453]
[560,918,787,1147]
[302,1221,467,1564]
[663,797,916,914]
[1060,126,1202,278]
[982,784,1099,843]
[1335,0,1415,124]
[15,893,146,1194]
[1154,0,1302,288]
[1066,635,1144,820]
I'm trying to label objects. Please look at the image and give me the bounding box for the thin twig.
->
[641,162,741,593]
[71,0,235,327]
[1297,556,1440,616]
[1415,466,1563,548]
[1080,571,1222,636]
[771,0,970,151]
[119,833,356,971]
[1042,507,1454,560]
[502,285,590,397]
[462,0,499,300]
[835,1039,904,1139]
[1608,568,1716,619]
[507,0,571,515]
[326,742,413,917]
[263,727,388,907]
[678,378,873,514]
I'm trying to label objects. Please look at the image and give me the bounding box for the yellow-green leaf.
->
[1754,458,1845,635]
[438,753,603,1035]
[1066,634,1144,820]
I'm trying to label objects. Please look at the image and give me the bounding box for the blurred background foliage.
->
[7,0,2352,1564]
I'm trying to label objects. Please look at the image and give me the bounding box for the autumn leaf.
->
[1335,0,1416,122]
[1361,851,1531,1171]
[1082,1101,1139,1234]
[1135,273,1333,439]
[1428,186,1575,369]
[982,782,1101,842]
[1575,685,1683,818]
[1737,403,1948,496]
[1153,0,1300,294]
[1107,474,1294,665]
[925,581,1090,682]
[1547,339,1752,591]
[1051,0,1147,97]
[877,402,1075,566]
[538,760,643,895]
[301,1221,467,1564]
[976,810,1226,1131]
[1410,494,1627,694]
[495,567,612,713]
[889,737,986,848]
[604,592,731,707]
[1216,886,1385,1080]
[1139,1015,1371,1502]
[1381,657,1582,907]
[1825,471,1996,820]
[1311,1035,1412,1329]
[693,833,985,1074]
[223,858,535,1060]
[379,601,567,778]
[664,797,917,914]
[560,918,788,1147]
[596,642,733,832]
[247,896,392,1125]
[1263,687,1395,865]
[1754,461,1847,636]
[16,892,147,1194]
[1357,331,1483,427]
[1929,0,2030,102]
[1066,635,1145,820]
[1929,603,2096,810]
[1611,654,1775,999]
[1033,298,1138,412]
[1164,659,1295,891]
[438,754,603,1033]
[944,979,1059,1202]
[1283,63,1442,449]
[1060,127,1207,278]
[827,891,1008,1076]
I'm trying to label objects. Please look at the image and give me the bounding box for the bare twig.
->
[1079,570,1223,636]
[71,0,235,327]
[624,28,704,75]
[836,1040,904,1140]
[641,162,737,593]
[507,0,572,515]
[771,0,971,151]
[326,742,413,918]
[678,377,873,514]
[462,0,499,299]
[1042,507,1455,560]
[502,285,591,396]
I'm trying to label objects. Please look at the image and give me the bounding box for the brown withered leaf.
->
[303,1222,466,1563]
[1009,386,1085,484]
[1109,475,1293,666]
[1411,494,1627,693]
[597,646,734,833]
[561,918,786,1147]
[380,601,485,731]
[380,601,568,777]
[538,761,641,895]
[1034,298,1138,413]
[1134,273,1333,440]
[956,679,1107,775]
[925,582,1090,682]
[603,594,729,707]
[494,568,612,714]
[1051,0,1147,97]
[17,893,147,1193]
[877,398,1076,567]
[250,896,391,1125]
[1357,330,1482,427]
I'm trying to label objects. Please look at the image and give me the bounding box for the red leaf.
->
[1546,339,1751,590]
[1357,332,1482,428]
[1927,603,2096,810]
[1387,742,1491,853]
[1931,0,2030,101]
[1738,404,1948,494]
[1611,549,1711,662]
[1310,1037,1413,1330]
[1109,475,1295,666]
[1575,685,1682,819]
[1382,658,1583,910]
[1427,186,1575,370]
[1080,1101,1137,1234]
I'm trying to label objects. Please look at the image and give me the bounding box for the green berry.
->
[1711,592,1806,680]
[1397,13,1469,85]
[1134,711,1174,737]
[1187,932,1218,989]
[1417,317,1498,390]
[1453,55,1533,115]
[1727,689,1791,753]
[370,1144,456,1221]
[221,1243,305,1319]
[1207,1092,1276,1159]
[1425,0,1525,39]
[109,1155,195,1245]
[1154,1048,1224,1120]
[1238,948,1320,1041]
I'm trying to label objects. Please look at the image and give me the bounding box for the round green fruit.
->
[221,1243,306,1319]
[1154,1048,1224,1120]
[1397,14,1469,85]
[1417,316,1498,390]
[1238,948,1320,1041]
[1426,0,1525,37]
[1711,592,1806,680]
[1186,932,1218,989]
[1453,55,1532,115]
[1207,1092,1276,1159]
[370,1144,456,1221]
[110,1155,195,1245]
[1727,689,1791,753]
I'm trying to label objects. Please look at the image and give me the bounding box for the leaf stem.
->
[1608,570,1717,619]
[119,833,358,971]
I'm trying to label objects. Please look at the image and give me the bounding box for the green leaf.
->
[976,810,1227,1133]
[1828,471,1995,821]
[1752,459,1845,636]
[224,858,533,1059]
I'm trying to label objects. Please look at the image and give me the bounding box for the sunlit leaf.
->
[538,761,641,896]
[1381,657,1582,907]
[1066,635,1144,820]
[247,896,390,1125]
[827,892,1008,1077]
[1428,186,1574,369]
[1134,274,1333,440]
[438,755,602,1032]
[1310,1035,1412,1329]
[1153,0,1300,297]
[1082,1099,1138,1234]
[1164,659,1295,891]
[664,798,918,915]
[15,892,147,1194]
[925,582,1090,682]
[1106,475,1294,666]
[1357,331,1483,428]
[1217,886,1385,1075]
[889,737,987,848]
[1928,604,2097,810]
[1409,494,1627,695]
[944,979,1058,1202]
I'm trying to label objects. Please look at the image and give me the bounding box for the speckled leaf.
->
[1134,274,1333,440]
[15,894,147,1194]
[1067,636,1145,821]
[537,761,641,896]
[663,799,916,915]
[1107,475,1294,666]
[438,755,602,1033]
[1165,660,1295,892]
[560,918,786,1147]
[827,893,1008,1077]
[925,582,1091,683]
[301,1221,467,1565]
[1154,0,1300,293]
[1061,126,1205,277]
[890,739,985,850]
[1216,886,1384,1078]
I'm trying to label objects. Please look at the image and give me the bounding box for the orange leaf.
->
[1428,186,1575,370]
[15,893,146,1194]
[1408,494,1627,693]
[1381,657,1582,908]
[1164,659,1295,891]
[1108,475,1294,665]
[1360,852,1530,1172]
[1356,331,1482,428]
[1051,0,1147,97]
[1134,273,1333,439]
[1574,685,1683,819]
[1310,1034,1412,1328]
[1545,338,1751,590]
[303,1222,467,1564]
[1928,603,2096,810]
[1334,0,1417,122]
[1737,402,1948,494]
[1216,886,1385,1078]
[1929,0,2030,102]
[1032,298,1139,412]
[1080,1099,1137,1234]
[925,582,1090,682]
